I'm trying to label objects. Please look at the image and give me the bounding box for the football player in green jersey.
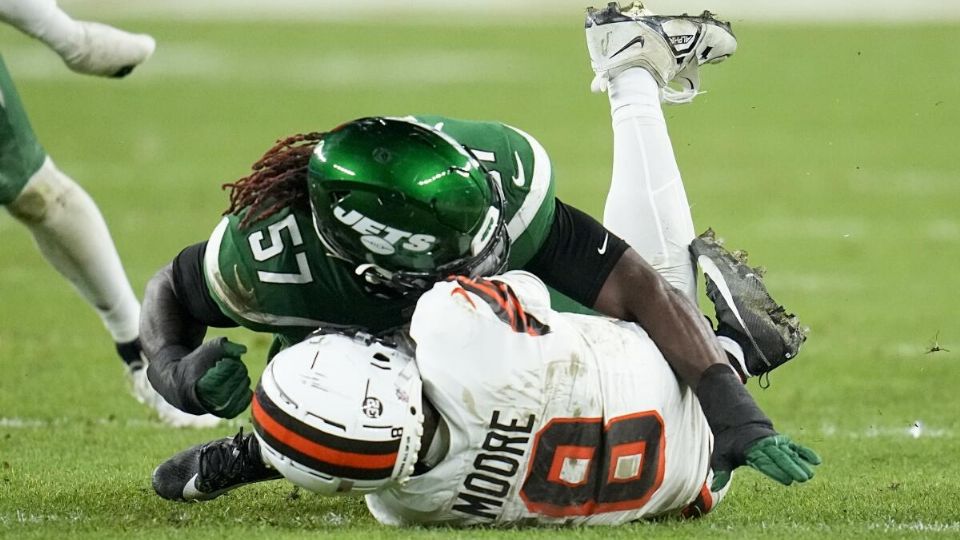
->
[142,4,805,469]
[0,0,217,427]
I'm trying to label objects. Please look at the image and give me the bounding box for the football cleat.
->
[118,340,221,428]
[585,2,737,102]
[152,428,282,502]
[56,21,155,78]
[689,229,807,379]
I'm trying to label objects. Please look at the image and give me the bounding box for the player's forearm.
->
[696,364,776,470]
[140,263,209,414]
[594,249,727,388]
[635,282,728,387]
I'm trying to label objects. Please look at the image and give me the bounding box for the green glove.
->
[746,435,821,485]
[193,339,251,419]
[712,434,821,491]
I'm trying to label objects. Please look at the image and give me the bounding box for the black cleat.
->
[152,428,281,501]
[690,229,807,378]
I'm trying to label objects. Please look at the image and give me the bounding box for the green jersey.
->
[204,116,556,343]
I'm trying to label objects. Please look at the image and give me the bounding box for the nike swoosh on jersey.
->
[232,265,257,301]
[598,234,609,255]
[510,152,526,187]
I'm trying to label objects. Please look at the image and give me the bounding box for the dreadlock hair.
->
[223,132,326,229]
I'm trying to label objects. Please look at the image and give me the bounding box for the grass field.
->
[1,12,959,539]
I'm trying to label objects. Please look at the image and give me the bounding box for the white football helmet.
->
[252,331,424,496]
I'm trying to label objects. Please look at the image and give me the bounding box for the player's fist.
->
[188,339,251,419]
[56,21,155,77]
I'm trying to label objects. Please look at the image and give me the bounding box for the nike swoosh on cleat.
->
[610,36,645,59]
[598,233,609,255]
[697,255,771,367]
[182,474,203,500]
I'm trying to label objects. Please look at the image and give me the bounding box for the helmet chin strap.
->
[355,263,391,283]
[355,263,425,297]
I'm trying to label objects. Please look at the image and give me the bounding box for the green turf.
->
[1,16,959,539]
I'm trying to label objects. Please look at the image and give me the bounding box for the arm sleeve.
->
[171,242,239,328]
[521,199,629,309]
[696,364,776,470]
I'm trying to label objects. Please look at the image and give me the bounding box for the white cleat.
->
[127,363,222,429]
[585,2,737,103]
[57,21,155,78]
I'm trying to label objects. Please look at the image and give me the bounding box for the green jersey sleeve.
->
[202,207,416,340]
[412,116,556,269]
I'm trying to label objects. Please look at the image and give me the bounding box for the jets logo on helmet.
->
[332,206,438,256]
[306,117,510,294]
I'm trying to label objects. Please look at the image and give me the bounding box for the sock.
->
[115,339,144,368]
[8,158,141,344]
[603,67,698,302]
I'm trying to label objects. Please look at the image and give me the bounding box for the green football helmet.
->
[307,117,509,294]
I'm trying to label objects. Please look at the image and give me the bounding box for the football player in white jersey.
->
[365,271,724,525]
[153,269,819,526]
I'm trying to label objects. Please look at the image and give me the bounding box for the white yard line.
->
[61,0,960,23]
[0,417,238,429]
[1,42,533,85]
[869,521,960,533]
[815,421,954,439]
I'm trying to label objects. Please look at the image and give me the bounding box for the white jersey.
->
[366,271,718,526]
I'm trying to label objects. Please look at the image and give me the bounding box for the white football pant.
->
[602,67,697,302]
[7,157,140,343]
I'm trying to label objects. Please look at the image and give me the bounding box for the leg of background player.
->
[603,67,697,302]
[6,158,220,427]
[7,157,141,344]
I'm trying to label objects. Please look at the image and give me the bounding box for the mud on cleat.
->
[152,428,282,501]
[689,229,807,380]
[584,2,737,102]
